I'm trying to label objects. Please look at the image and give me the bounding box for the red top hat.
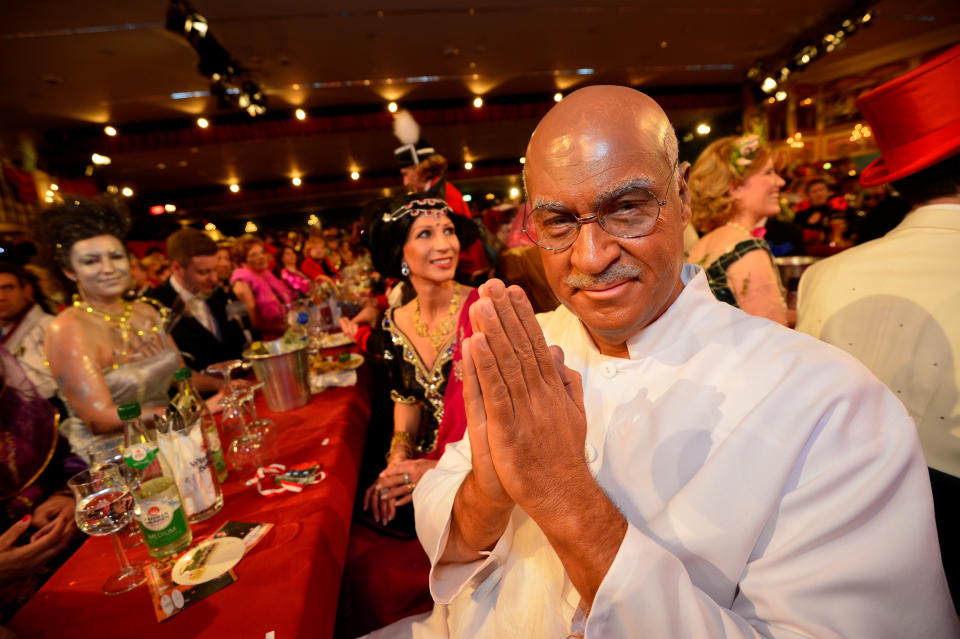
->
[857,43,960,187]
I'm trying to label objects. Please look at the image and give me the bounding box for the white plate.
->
[172,537,245,585]
[317,333,355,349]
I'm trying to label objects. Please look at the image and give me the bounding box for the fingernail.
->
[20,514,30,523]
[509,287,524,301]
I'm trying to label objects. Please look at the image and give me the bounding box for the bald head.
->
[524,86,678,200]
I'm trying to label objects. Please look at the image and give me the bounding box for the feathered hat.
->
[393,109,436,168]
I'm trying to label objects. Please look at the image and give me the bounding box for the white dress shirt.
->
[797,203,960,479]
[3,303,57,398]
[170,275,218,338]
[370,265,957,638]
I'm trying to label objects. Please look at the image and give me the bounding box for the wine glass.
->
[205,359,247,394]
[238,387,279,457]
[86,439,142,549]
[68,464,146,595]
[226,431,269,476]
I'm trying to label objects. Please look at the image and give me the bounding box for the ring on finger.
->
[402,472,410,485]
[408,483,416,494]
[380,488,389,498]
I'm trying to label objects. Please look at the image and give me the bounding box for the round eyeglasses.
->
[522,167,677,251]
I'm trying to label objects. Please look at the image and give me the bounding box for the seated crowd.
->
[0,46,958,638]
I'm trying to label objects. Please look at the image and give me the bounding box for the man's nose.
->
[569,221,618,274]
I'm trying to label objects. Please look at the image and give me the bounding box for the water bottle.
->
[172,367,228,483]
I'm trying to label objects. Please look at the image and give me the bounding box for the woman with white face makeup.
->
[34,202,204,461]
[687,135,791,325]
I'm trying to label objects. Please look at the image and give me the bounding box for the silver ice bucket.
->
[774,256,821,310]
[243,339,311,412]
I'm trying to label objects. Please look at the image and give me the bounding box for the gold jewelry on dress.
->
[71,295,170,369]
[386,431,415,462]
[413,282,462,351]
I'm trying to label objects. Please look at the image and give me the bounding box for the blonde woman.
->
[687,135,790,325]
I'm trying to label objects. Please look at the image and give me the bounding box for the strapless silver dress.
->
[59,348,180,462]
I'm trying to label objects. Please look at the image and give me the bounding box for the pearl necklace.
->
[414,283,463,351]
[724,221,756,235]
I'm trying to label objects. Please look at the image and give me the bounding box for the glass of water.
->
[68,464,146,595]
[87,439,142,549]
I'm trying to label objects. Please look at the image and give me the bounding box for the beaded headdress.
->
[381,198,454,223]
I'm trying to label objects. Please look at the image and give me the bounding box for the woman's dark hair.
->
[31,199,131,273]
[891,151,960,207]
[275,244,301,278]
[367,195,477,279]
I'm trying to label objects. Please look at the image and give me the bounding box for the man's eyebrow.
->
[530,199,570,212]
[591,177,656,211]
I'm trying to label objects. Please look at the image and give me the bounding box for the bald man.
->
[367,87,957,638]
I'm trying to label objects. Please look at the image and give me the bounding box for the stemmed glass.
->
[205,359,248,394]
[238,386,279,459]
[68,463,146,595]
[86,439,142,549]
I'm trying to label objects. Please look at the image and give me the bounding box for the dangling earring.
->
[401,261,410,277]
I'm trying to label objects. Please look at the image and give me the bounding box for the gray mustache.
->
[566,263,643,289]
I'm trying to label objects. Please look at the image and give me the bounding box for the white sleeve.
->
[586,380,958,638]
[414,435,515,604]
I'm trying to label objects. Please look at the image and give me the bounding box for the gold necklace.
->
[414,283,462,351]
[70,295,169,369]
[724,221,755,235]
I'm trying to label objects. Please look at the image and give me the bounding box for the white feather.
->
[393,109,420,145]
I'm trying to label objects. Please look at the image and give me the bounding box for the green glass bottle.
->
[120,402,192,559]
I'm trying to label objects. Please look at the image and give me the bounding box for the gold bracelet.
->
[386,431,415,462]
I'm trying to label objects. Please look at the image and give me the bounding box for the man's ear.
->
[23,281,36,303]
[169,261,184,279]
[676,161,693,227]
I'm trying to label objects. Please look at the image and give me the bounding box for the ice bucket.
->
[243,339,311,412]
[774,256,821,310]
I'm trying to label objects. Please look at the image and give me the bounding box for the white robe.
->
[370,265,958,638]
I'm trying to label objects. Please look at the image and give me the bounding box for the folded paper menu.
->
[145,521,274,622]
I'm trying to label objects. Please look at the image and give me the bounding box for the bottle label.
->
[124,444,158,470]
[137,494,189,547]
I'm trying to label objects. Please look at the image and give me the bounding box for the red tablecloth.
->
[10,382,370,639]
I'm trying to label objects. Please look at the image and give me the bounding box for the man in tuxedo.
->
[148,228,249,374]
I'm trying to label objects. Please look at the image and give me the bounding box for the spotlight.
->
[50,184,59,191]
[761,77,778,94]
[164,204,177,213]
[800,54,811,65]
[184,13,209,38]
[350,171,360,180]
[387,102,398,113]
[463,194,473,202]
[149,205,165,216]
[509,187,520,199]
[229,183,240,193]
[822,162,833,170]
[295,109,306,120]
[91,153,112,166]
[464,162,473,170]
[197,117,209,128]
[245,221,258,233]
[292,176,302,186]
[553,92,563,102]
[121,187,134,197]
[775,90,788,102]
[472,96,483,108]
[104,125,117,136]
[205,223,217,231]
[485,193,495,200]
[519,157,526,165]
[696,123,711,135]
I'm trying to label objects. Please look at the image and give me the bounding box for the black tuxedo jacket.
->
[146,280,249,372]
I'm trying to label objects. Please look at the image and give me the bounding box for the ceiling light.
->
[775,90,788,102]
[50,183,59,191]
[197,117,209,128]
[44,196,53,203]
[205,223,217,231]
[800,54,811,64]
[485,193,496,200]
[464,162,473,170]
[387,102,398,113]
[462,194,473,202]
[761,77,778,94]
[696,123,711,135]
[107,185,118,194]
[519,157,526,165]
[149,205,165,215]
[767,97,776,104]
[164,204,177,213]
[660,41,668,48]
[45,190,54,198]
[229,183,240,193]
[350,171,360,180]
[553,92,563,102]
[472,96,483,108]
[292,176,302,186]
[295,109,306,121]
[822,162,832,170]
[848,169,857,176]
[245,221,258,233]
[307,214,319,226]
[509,187,520,199]
[800,97,814,106]
[121,187,134,197]
[91,153,111,166]
[104,126,117,136]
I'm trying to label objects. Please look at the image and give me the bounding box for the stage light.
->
[150,205,165,215]
[761,77,778,94]
[104,126,117,136]
[91,153,111,166]
[775,90,788,102]
[292,177,302,186]
[121,187,134,197]
[472,96,483,108]
[554,93,563,102]
[696,123,711,135]
[245,221,258,233]
[822,162,832,170]
[464,162,473,170]
[350,171,360,180]
[50,184,59,191]
[205,223,217,231]
[197,117,209,128]
[485,193,495,200]
[387,102,398,113]
[463,194,472,202]
[164,204,177,213]
[295,109,306,120]
[229,183,240,193]
[509,187,520,199]
[519,157,526,165]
